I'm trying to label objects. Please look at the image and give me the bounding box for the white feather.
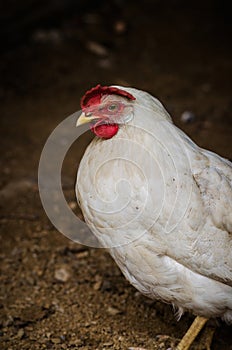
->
[76,86,232,321]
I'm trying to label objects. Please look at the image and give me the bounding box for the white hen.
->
[76,85,232,349]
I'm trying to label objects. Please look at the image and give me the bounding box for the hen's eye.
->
[108,104,118,112]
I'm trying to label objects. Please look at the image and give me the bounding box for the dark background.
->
[0,1,232,349]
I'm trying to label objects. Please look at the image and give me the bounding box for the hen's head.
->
[76,85,136,139]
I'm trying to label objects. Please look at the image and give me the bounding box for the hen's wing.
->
[193,150,232,235]
[178,149,232,286]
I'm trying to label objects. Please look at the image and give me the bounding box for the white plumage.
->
[76,86,232,345]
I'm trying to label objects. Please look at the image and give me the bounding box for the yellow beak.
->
[76,112,99,127]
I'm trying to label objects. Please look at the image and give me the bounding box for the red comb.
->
[81,84,136,109]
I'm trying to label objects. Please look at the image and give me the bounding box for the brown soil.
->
[0,2,232,349]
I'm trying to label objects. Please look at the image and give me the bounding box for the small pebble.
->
[106,306,121,315]
[93,280,102,290]
[103,341,114,346]
[86,41,108,56]
[75,251,89,259]
[16,328,24,339]
[180,111,196,123]
[114,20,127,34]
[51,337,61,344]
[54,267,70,282]
[69,201,77,210]
[69,339,83,346]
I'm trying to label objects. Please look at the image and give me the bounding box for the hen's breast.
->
[76,124,179,248]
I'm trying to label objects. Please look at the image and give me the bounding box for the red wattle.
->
[90,123,119,139]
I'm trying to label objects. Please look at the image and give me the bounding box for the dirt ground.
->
[0,1,232,349]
